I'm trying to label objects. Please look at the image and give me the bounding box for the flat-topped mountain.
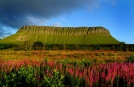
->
[0,26,119,44]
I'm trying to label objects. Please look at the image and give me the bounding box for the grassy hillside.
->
[0,26,119,45]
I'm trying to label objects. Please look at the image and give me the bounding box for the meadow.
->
[0,50,134,87]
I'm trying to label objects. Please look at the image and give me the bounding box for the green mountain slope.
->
[0,26,119,44]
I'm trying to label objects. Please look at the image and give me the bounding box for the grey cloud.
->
[0,0,95,37]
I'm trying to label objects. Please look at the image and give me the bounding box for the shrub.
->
[81,59,93,67]
[42,69,64,87]
[92,44,100,50]
[0,66,38,87]
[0,66,64,87]
[127,55,134,63]
[119,42,126,51]
[64,73,86,87]
[32,41,43,50]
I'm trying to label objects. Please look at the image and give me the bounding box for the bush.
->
[119,42,126,51]
[127,55,134,63]
[92,44,100,50]
[42,69,64,87]
[0,66,64,87]
[81,59,93,67]
[32,41,43,50]
[64,73,86,87]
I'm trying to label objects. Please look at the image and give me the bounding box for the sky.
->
[0,0,134,44]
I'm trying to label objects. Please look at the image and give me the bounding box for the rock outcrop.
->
[17,26,110,35]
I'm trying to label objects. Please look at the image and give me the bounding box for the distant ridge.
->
[0,26,119,44]
[17,26,110,35]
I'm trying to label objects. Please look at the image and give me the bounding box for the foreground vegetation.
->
[0,58,134,87]
[0,50,134,87]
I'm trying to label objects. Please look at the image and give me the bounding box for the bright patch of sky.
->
[46,0,134,44]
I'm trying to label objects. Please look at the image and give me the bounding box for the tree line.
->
[0,41,134,51]
[16,41,134,51]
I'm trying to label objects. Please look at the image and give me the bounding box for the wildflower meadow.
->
[0,50,134,87]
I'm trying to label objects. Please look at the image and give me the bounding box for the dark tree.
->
[92,44,100,50]
[111,44,115,50]
[75,44,79,50]
[32,41,43,50]
[23,40,32,51]
[63,44,66,50]
[119,42,126,51]
[131,44,134,51]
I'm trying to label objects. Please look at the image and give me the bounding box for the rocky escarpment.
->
[17,26,110,35]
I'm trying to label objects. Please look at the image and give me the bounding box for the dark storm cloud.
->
[0,0,97,38]
[0,0,93,29]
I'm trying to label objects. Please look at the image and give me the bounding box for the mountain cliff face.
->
[0,26,119,44]
[17,26,110,35]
